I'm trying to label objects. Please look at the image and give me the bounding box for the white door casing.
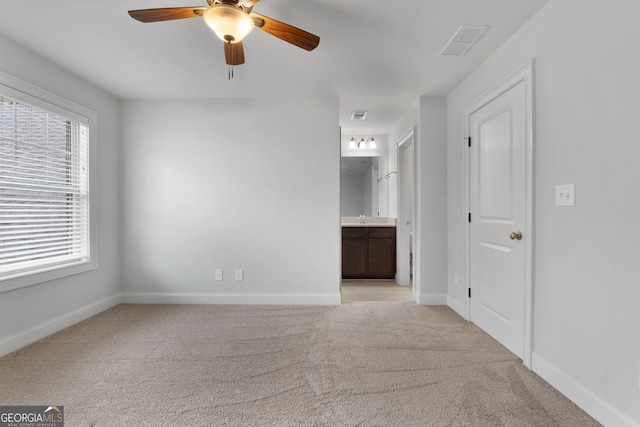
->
[397,128,415,289]
[463,61,534,367]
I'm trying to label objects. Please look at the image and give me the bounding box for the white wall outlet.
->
[215,269,223,281]
[454,273,459,287]
[235,269,244,281]
[555,183,575,206]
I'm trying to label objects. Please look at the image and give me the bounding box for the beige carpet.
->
[0,303,599,426]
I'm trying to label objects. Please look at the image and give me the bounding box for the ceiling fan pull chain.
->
[227,40,235,79]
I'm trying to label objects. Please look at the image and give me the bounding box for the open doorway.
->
[338,97,418,303]
[339,134,407,302]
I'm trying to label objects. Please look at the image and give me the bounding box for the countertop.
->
[341,217,396,227]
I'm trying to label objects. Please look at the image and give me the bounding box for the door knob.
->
[509,231,523,240]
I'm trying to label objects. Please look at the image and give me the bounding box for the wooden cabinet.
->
[342,228,367,277]
[342,226,396,279]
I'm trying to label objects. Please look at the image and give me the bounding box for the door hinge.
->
[466,137,471,147]
[468,288,471,298]
[468,212,471,223]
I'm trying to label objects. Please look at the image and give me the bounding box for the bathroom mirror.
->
[340,156,381,217]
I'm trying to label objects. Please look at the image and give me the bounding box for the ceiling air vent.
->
[351,110,367,120]
[440,25,489,56]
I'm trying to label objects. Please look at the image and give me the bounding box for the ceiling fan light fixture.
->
[204,4,255,43]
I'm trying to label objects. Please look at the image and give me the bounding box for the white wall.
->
[120,97,341,305]
[388,102,419,223]
[387,98,448,304]
[447,0,640,424]
[0,35,121,356]
[418,97,448,304]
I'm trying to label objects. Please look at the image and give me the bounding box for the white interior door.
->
[469,79,527,359]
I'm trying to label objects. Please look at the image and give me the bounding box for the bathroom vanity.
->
[341,218,396,279]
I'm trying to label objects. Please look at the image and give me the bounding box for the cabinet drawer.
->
[368,227,396,238]
[342,227,366,238]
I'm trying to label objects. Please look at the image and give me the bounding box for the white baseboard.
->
[532,353,640,427]
[121,292,342,306]
[447,295,465,317]
[417,293,448,305]
[0,293,122,357]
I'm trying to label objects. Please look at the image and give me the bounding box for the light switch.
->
[555,184,575,206]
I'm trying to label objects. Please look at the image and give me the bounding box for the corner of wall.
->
[0,293,122,357]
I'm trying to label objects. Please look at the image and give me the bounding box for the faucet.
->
[359,214,366,223]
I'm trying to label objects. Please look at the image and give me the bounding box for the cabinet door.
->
[342,238,366,277]
[367,237,395,278]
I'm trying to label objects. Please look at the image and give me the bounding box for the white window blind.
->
[0,93,91,283]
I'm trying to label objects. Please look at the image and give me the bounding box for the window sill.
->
[0,259,97,293]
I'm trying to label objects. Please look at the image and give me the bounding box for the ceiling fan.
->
[128,0,320,71]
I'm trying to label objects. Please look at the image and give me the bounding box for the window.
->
[0,74,96,292]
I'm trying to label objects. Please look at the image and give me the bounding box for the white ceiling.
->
[0,0,548,133]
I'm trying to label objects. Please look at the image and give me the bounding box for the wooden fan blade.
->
[224,41,246,65]
[128,7,205,23]
[250,13,319,51]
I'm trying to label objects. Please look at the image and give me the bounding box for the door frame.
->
[462,60,535,368]
[396,128,415,291]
